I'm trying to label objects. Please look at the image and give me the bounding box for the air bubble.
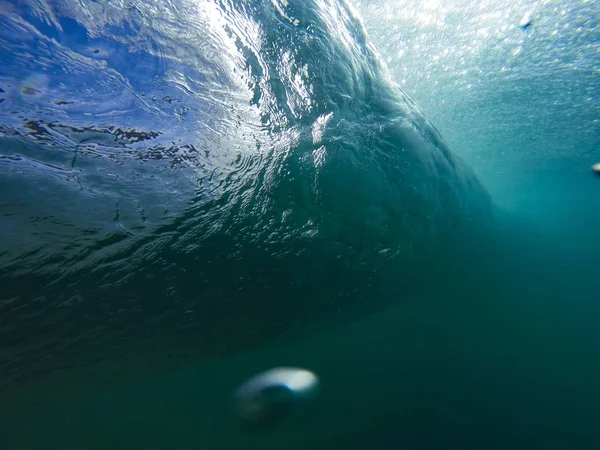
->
[233,367,319,425]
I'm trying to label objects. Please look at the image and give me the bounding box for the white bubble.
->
[519,13,533,29]
[234,367,319,425]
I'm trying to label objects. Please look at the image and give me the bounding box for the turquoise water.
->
[1,0,600,448]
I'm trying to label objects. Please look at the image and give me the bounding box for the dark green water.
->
[4,220,600,449]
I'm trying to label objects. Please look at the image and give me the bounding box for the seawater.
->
[1,0,599,449]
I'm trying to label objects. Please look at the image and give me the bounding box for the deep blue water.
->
[1,0,599,449]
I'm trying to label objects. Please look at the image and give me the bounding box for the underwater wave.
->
[0,0,493,385]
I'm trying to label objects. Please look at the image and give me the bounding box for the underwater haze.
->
[1,0,599,449]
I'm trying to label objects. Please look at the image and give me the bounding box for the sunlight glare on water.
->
[355,0,600,217]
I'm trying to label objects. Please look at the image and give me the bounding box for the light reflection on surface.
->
[354,0,600,211]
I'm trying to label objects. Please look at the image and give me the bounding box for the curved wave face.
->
[0,0,493,384]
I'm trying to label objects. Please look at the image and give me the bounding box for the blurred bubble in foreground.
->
[234,367,319,425]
